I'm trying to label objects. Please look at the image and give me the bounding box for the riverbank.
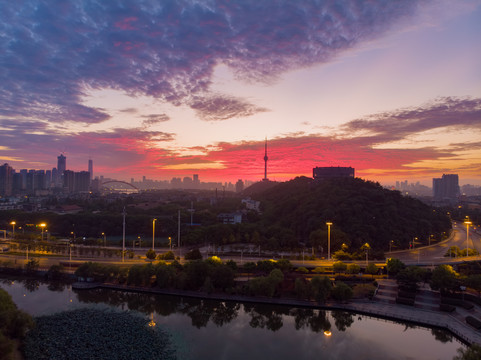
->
[72,279,481,346]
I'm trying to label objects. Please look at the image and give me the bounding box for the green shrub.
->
[184,248,202,260]
[145,249,156,260]
[296,267,309,274]
[331,282,353,302]
[346,264,360,275]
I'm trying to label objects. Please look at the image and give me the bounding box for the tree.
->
[184,248,202,260]
[155,263,175,288]
[332,261,347,274]
[331,282,353,302]
[0,289,34,359]
[310,276,332,304]
[365,263,378,277]
[396,266,425,292]
[346,263,360,275]
[430,264,458,294]
[445,246,460,257]
[453,344,481,360]
[211,264,235,290]
[248,269,284,297]
[296,267,309,274]
[294,278,310,299]
[332,250,351,260]
[158,251,175,260]
[386,258,405,277]
[465,274,481,297]
[145,249,156,260]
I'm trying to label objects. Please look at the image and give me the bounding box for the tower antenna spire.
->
[263,137,268,181]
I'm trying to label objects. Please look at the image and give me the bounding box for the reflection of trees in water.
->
[69,287,452,341]
[74,289,240,329]
[431,328,453,343]
[211,302,240,326]
[244,304,290,332]
[290,308,332,333]
[331,311,354,332]
[291,308,314,330]
[308,310,331,333]
[47,281,66,292]
[23,279,40,293]
[175,299,240,329]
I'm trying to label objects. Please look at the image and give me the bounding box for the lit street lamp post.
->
[363,243,370,266]
[102,232,106,247]
[465,218,472,257]
[40,223,46,241]
[326,222,332,260]
[169,236,172,251]
[152,218,157,251]
[10,221,16,238]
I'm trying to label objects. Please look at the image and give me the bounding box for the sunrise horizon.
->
[1,1,480,188]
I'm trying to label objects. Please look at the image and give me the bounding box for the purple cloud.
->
[0,0,421,123]
[141,114,170,126]
[190,95,268,121]
[343,97,481,143]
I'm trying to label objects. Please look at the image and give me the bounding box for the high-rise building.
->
[433,174,459,203]
[88,159,93,181]
[75,171,90,192]
[0,163,14,196]
[63,170,75,193]
[57,154,66,186]
[235,179,244,193]
[193,174,200,188]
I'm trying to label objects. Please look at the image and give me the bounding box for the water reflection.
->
[0,276,465,360]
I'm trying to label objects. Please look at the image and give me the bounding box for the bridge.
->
[100,180,139,193]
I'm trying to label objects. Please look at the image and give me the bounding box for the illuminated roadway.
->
[384,223,481,266]
[1,223,480,269]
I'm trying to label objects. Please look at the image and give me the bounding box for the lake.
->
[0,277,465,360]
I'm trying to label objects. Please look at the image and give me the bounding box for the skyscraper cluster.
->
[0,154,92,197]
[433,174,459,204]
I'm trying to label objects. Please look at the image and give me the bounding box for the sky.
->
[1,0,481,186]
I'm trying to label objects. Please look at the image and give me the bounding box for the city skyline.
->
[1,1,480,185]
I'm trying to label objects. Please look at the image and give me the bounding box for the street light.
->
[40,223,46,241]
[326,222,332,260]
[464,218,472,257]
[169,236,172,251]
[152,218,157,251]
[102,232,106,247]
[389,240,394,253]
[363,243,370,265]
[10,221,16,238]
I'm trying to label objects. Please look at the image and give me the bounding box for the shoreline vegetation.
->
[2,256,481,359]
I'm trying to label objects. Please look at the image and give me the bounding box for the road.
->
[1,223,480,269]
[385,223,481,266]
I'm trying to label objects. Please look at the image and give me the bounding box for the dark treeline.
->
[253,177,451,252]
[0,177,452,254]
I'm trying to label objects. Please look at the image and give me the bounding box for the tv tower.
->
[263,138,269,181]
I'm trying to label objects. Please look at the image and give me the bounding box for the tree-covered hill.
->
[252,176,451,253]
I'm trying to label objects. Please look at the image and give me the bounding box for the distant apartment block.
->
[0,163,14,196]
[433,174,459,204]
[313,166,355,180]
